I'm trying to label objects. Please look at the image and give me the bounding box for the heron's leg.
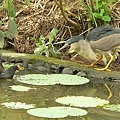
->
[104,84,112,99]
[89,55,103,67]
[70,53,79,62]
[95,53,113,71]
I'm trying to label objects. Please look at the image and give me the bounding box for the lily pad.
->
[27,106,87,118]
[9,85,36,91]
[17,74,89,85]
[55,96,109,108]
[1,102,35,109]
[103,104,120,112]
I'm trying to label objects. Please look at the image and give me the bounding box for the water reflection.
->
[0,70,120,120]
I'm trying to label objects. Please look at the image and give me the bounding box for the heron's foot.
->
[85,64,94,68]
[70,58,80,63]
[107,91,112,99]
[89,63,95,67]
[95,67,111,71]
[104,84,112,99]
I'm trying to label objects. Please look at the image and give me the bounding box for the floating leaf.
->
[9,85,36,91]
[27,107,87,118]
[103,104,120,112]
[55,96,109,108]
[17,74,90,85]
[1,102,35,109]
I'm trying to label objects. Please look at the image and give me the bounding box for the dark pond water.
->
[0,70,120,120]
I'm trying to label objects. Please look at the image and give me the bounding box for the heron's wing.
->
[87,26,120,41]
[90,34,120,51]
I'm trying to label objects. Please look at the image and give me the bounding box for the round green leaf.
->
[1,102,35,109]
[17,74,90,85]
[103,104,120,112]
[102,16,111,21]
[27,107,87,118]
[9,85,36,91]
[93,12,100,18]
[55,96,109,108]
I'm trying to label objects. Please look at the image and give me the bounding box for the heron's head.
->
[58,35,84,52]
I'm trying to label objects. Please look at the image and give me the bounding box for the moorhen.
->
[0,62,21,79]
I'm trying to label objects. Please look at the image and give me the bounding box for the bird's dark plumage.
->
[0,62,21,79]
[86,26,120,41]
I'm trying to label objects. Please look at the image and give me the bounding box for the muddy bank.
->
[0,50,120,81]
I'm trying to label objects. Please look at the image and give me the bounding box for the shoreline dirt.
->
[0,50,120,82]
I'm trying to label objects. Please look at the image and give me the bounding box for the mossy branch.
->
[54,0,78,28]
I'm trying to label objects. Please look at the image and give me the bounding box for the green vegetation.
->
[33,28,59,57]
[0,0,30,48]
[0,0,119,54]
[0,18,17,48]
[55,0,117,28]
[5,0,16,18]
[84,0,116,26]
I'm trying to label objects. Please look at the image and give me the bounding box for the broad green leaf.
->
[93,12,100,18]
[44,48,49,57]
[100,9,104,17]
[94,4,101,9]
[103,104,120,112]
[8,18,18,38]
[49,28,58,43]
[5,0,16,18]
[48,44,58,57]
[55,96,109,108]
[102,1,106,5]
[0,30,4,48]
[102,15,111,21]
[17,74,90,85]
[4,31,12,39]
[34,45,47,55]
[87,18,91,21]
[39,35,45,44]
[27,107,87,118]
[1,102,35,109]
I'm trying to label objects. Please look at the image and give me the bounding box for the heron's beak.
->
[57,43,69,52]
